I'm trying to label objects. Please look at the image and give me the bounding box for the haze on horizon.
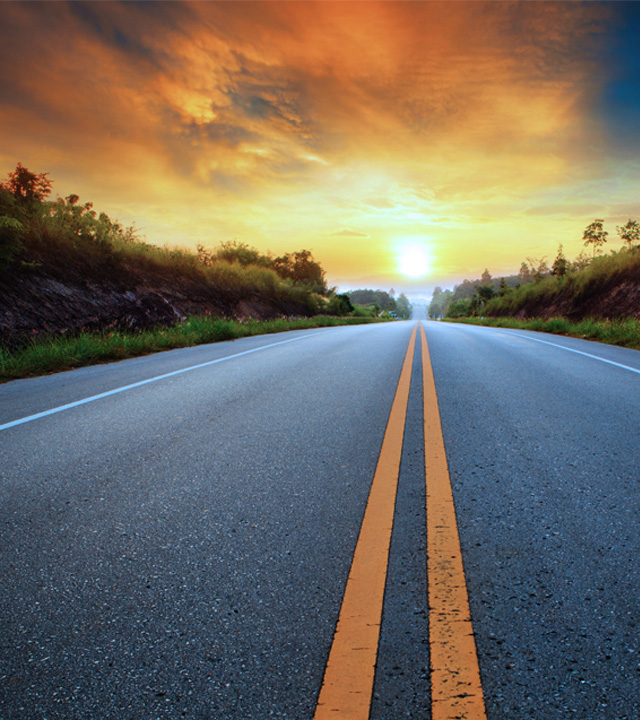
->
[2,1,640,297]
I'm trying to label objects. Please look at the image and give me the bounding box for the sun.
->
[398,244,430,278]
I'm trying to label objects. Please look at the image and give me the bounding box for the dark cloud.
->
[68,2,105,37]
[68,1,177,65]
[228,91,289,122]
[185,121,257,147]
[222,64,309,135]
[598,3,640,151]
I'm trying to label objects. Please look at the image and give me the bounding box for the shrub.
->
[0,216,24,267]
[327,293,354,316]
[0,163,333,324]
[447,298,472,318]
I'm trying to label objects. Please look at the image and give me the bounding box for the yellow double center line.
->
[314,323,486,720]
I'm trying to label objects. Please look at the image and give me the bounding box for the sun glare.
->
[398,244,430,278]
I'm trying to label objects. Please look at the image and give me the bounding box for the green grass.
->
[0,314,389,382]
[446,315,640,350]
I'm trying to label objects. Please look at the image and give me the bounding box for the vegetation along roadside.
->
[0,314,385,383]
[444,315,640,351]
[0,164,410,380]
[429,218,640,350]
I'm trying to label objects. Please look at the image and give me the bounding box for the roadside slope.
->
[0,253,316,349]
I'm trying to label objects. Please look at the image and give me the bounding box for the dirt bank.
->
[0,257,313,349]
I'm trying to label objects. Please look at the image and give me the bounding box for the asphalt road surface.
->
[1,311,639,719]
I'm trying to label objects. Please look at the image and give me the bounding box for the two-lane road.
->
[1,315,639,718]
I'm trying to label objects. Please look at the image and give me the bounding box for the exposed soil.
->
[510,280,640,321]
[0,251,312,349]
[488,260,640,322]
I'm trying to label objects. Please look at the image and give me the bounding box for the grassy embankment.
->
[485,249,640,317]
[0,164,392,381]
[1,177,331,315]
[440,246,640,350]
[0,314,383,382]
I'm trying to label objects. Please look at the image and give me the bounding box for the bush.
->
[0,216,24,267]
[352,304,379,318]
[447,298,472,318]
[327,293,354,316]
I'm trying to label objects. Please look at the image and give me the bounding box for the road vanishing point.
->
[1,308,639,719]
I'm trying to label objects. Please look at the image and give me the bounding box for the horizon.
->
[2,1,640,297]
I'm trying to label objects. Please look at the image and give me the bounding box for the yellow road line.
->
[314,324,418,720]
[421,323,487,720]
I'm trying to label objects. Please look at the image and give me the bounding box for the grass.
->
[0,314,389,382]
[446,315,640,350]
[24,221,323,312]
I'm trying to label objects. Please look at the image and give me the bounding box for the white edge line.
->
[0,333,315,432]
[488,327,640,376]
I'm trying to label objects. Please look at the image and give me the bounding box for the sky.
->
[2,1,640,297]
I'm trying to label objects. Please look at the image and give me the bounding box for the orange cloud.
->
[0,1,626,292]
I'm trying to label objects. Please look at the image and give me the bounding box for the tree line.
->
[346,288,411,319]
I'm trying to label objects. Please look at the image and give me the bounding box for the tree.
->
[327,293,353,316]
[395,293,411,319]
[476,284,496,304]
[273,249,327,294]
[616,219,640,248]
[48,194,100,241]
[428,287,452,318]
[551,244,568,278]
[571,250,591,271]
[0,216,24,267]
[347,289,396,311]
[214,240,272,268]
[498,277,510,296]
[452,278,476,300]
[446,298,472,318]
[197,244,214,266]
[1,163,52,204]
[480,268,492,284]
[582,218,608,258]
[518,261,533,284]
[526,256,549,283]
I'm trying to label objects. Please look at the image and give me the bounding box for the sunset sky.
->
[2,1,640,296]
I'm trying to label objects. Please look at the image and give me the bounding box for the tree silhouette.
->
[582,219,608,258]
[551,244,568,278]
[1,163,52,204]
[616,219,640,248]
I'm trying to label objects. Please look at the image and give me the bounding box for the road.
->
[1,311,639,719]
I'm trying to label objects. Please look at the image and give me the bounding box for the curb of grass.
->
[0,314,391,382]
[444,315,640,351]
